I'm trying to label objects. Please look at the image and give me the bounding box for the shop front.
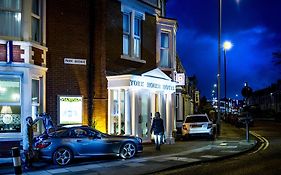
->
[0,40,47,139]
[107,68,177,143]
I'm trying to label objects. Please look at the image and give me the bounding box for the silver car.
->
[182,114,214,139]
[34,125,143,166]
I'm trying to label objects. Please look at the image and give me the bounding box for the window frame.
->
[122,12,130,56]
[0,0,22,38]
[160,32,170,68]
[31,0,41,43]
[121,7,144,61]
[0,75,22,133]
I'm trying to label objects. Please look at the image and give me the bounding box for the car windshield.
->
[185,115,209,123]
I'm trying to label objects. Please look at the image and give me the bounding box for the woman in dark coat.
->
[150,112,164,150]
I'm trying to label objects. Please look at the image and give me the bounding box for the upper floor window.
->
[123,13,130,55]
[122,11,142,59]
[31,0,41,42]
[160,32,170,67]
[0,0,22,38]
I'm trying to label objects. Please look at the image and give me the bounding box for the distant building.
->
[175,56,195,130]
[249,80,281,113]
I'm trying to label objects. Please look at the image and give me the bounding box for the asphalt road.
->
[155,120,281,175]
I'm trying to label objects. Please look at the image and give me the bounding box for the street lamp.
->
[223,41,232,117]
[217,0,222,135]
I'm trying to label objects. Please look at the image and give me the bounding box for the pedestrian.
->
[35,113,55,135]
[150,112,164,150]
[23,116,35,169]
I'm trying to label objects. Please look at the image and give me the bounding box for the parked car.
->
[34,125,143,166]
[182,114,214,139]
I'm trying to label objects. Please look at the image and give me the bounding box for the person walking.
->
[23,116,35,169]
[150,112,164,150]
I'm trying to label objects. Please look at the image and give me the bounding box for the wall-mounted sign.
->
[129,79,175,91]
[64,58,86,65]
[176,73,185,85]
[58,96,83,124]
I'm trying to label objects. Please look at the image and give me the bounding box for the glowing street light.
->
[223,40,232,116]
[223,41,233,51]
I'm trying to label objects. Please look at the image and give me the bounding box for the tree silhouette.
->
[273,51,281,65]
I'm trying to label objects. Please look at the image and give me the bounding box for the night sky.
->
[166,0,281,99]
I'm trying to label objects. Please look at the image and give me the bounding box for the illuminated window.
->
[160,32,170,67]
[0,76,21,132]
[123,13,130,55]
[134,17,141,58]
[0,0,22,38]
[122,11,142,59]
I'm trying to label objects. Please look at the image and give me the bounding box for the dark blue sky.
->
[166,0,281,99]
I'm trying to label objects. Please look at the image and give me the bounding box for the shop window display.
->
[0,76,21,132]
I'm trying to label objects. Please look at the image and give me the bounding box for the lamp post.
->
[223,41,232,117]
[217,0,222,135]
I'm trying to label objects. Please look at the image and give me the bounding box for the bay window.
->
[0,0,22,38]
[0,76,21,132]
[160,32,170,67]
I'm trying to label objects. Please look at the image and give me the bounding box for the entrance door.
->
[138,91,150,141]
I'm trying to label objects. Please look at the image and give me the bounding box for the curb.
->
[148,131,260,174]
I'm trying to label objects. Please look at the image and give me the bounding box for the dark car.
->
[34,125,143,166]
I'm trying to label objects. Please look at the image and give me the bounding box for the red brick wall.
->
[32,47,43,66]
[105,5,157,74]
[46,0,90,124]
[0,44,24,62]
[0,44,6,61]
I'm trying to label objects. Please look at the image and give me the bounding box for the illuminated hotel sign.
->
[58,96,83,124]
[129,79,175,91]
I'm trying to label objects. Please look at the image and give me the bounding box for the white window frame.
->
[31,0,41,43]
[121,6,145,63]
[0,0,22,38]
[0,75,22,133]
[160,32,170,68]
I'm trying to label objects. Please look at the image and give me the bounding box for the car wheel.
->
[119,142,136,159]
[53,147,73,166]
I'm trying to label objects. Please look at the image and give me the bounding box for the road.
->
[155,120,281,175]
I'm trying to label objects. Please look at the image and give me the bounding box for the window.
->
[122,11,142,59]
[0,76,21,132]
[32,79,40,118]
[0,0,22,38]
[160,32,170,67]
[31,0,41,42]
[123,13,130,55]
[134,17,141,58]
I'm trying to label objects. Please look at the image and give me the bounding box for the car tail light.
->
[35,141,51,149]
[207,123,212,129]
[182,125,187,130]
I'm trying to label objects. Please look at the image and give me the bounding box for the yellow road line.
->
[249,131,269,154]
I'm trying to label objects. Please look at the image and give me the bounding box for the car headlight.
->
[136,137,142,143]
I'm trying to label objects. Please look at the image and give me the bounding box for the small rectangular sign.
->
[58,96,83,124]
[64,58,86,65]
[176,73,185,85]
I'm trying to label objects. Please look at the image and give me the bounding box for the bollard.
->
[12,147,22,175]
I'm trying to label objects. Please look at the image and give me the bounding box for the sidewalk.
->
[1,122,257,175]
